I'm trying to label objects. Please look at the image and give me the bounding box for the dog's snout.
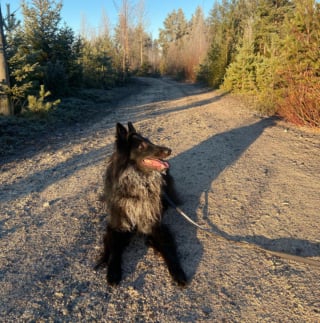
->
[157,146,171,157]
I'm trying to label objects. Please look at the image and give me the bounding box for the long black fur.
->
[95,122,187,286]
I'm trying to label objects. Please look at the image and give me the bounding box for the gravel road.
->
[1,77,320,322]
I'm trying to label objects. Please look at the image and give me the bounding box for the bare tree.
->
[114,0,131,81]
[136,0,147,68]
[184,6,209,81]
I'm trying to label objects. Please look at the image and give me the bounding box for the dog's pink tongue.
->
[143,158,169,171]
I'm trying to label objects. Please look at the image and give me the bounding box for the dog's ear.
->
[116,123,128,141]
[127,122,136,134]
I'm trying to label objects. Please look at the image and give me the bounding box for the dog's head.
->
[115,122,171,173]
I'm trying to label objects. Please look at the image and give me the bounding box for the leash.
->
[164,193,320,268]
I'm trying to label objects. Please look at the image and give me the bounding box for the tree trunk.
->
[0,5,13,116]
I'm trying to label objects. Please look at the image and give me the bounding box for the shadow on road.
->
[167,116,319,281]
[0,144,111,204]
[124,91,230,120]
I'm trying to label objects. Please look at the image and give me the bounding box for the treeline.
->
[160,0,320,127]
[2,0,158,115]
[2,0,320,127]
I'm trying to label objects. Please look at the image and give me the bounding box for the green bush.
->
[26,85,60,116]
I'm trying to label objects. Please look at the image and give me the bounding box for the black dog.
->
[95,122,187,286]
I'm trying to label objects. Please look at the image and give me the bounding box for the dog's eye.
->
[138,141,147,151]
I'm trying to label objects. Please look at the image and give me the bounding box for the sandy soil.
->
[1,77,319,322]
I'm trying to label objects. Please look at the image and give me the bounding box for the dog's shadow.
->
[164,117,320,280]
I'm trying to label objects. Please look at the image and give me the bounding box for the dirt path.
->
[1,77,319,322]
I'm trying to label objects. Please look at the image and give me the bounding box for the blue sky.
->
[7,0,212,38]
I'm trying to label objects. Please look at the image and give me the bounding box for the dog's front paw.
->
[107,267,122,286]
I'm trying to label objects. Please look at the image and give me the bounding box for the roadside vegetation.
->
[159,0,320,127]
[0,0,319,130]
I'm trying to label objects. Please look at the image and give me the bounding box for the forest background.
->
[0,0,319,127]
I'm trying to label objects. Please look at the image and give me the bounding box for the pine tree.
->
[22,0,63,63]
[222,0,292,113]
[223,17,257,92]
[81,35,115,88]
[277,0,320,126]
[159,9,189,76]
[159,9,188,47]
[198,0,240,87]
[20,0,80,95]
[6,0,81,111]
[26,84,60,116]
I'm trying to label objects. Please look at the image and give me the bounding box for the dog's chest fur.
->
[104,166,164,234]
